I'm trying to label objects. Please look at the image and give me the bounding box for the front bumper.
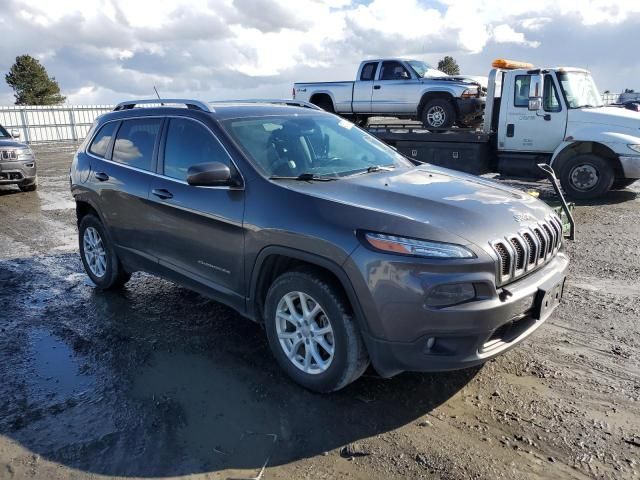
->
[619,155,640,179]
[356,252,569,378]
[455,97,485,126]
[0,159,37,185]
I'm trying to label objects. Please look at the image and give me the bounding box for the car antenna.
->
[153,86,164,106]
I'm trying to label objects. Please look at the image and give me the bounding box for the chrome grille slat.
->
[491,218,562,285]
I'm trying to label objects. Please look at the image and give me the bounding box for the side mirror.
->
[528,98,542,111]
[528,73,544,111]
[186,162,234,187]
[10,129,20,139]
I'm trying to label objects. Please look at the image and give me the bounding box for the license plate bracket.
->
[533,276,565,320]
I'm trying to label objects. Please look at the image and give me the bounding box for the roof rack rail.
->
[113,99,212,112]
[209,99,322,111]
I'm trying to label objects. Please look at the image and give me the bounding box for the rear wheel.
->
[611,178,637,190]
[421,98,455,130]
[264,269,369,392]
[311,96,335,113]
[558,154,614,200]
[79,214,131,289]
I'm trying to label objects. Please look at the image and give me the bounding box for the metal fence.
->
[0,93,634,143]
[0,104,113,143]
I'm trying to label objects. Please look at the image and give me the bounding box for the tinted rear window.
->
[360,62,377,81]
[88,122,118,158]
[112,118,162,170]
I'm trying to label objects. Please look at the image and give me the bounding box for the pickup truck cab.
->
[293,59,485,129]
[369,59,640,199]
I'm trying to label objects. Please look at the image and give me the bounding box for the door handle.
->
[543,114,551,121]
[373,85,381,90]
[95,172,109,181]
[506,124,515,137]
[152,188,173,200]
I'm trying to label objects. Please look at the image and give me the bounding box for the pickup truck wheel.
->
[421,98,455,130]
[611,178,637,190]
[311,97,335,113]
[264,270,369,393]
[558,154,614,200]
[79,214,131,289]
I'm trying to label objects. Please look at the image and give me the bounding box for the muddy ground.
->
[0,143,639,480]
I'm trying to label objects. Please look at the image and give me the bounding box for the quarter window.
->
[112,118,162,171]
[164,118,230,181]
[88,122,118,158]
[360,62,378,81]
[514,75,531,107]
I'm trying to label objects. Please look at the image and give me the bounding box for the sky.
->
[0,0,639,105]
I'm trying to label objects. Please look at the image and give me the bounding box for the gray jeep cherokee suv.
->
[70,99,568,392]
[0,124,37,191]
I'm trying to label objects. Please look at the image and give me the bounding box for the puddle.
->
[24,328,95,401]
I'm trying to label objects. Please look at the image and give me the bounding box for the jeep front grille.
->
[0,150,17,161]
[491,216,563,284]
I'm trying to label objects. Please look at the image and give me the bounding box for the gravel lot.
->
[0,143,639,480]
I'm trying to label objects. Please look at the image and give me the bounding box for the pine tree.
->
[5,55,66,105]
[437,56,460,76]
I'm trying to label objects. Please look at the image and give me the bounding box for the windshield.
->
[557,71,603,108]
[222,114,413,179]
[0,125,10,138]
[407,60,448,78]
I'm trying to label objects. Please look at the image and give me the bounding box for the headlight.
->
[17,147,34,160]
[363,232,476,259]
[461,88,479,98]
[628,144,640,154]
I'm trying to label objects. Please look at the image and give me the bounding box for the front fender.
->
[551,127,640,165]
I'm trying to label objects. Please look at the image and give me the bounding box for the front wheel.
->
[79,214,131,289]
[19,177,37,192]
[558,154,614,200]
[264,270,369,392]
[421,98,455,130]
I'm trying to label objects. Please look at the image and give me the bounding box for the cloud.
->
[0,0,638,104]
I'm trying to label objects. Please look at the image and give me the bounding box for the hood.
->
[280,165,555,250]
[568,106,640,131]
[0,139,28,148]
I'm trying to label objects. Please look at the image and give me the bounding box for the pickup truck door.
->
[499,73,567,153]
[371,61,417,114]
[352,61,378,113]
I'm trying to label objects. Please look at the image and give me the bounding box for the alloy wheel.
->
[83,226,107,278]
[275,291,335,374]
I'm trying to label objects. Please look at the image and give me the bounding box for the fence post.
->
[19,108,31,144]
[68,108,78,142]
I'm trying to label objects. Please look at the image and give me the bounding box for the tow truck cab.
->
[370,59,640,200]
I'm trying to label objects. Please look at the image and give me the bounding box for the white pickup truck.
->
[293,59,485,129]
[368,59,640,199]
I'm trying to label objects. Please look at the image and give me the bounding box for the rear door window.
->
[360,62,378,81]
[88,122,118,158]
[163,118,230,181]
[112,118,162,171]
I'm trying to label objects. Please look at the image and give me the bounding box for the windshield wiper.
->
[269,172,337,182]
[345,165,396,177]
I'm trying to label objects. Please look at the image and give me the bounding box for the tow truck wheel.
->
[558,154,614,200]
[421,98,455,130]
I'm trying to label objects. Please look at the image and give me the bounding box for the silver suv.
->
[70,99,569,392]
[0,124,37,192]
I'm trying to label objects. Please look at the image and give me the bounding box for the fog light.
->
[426,283,476,307]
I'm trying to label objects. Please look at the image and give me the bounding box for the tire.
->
[78,214,131,289]
[311,96,335,113]
[264,269,369,393]
[421,98,455,130]
[611,178,637,190]
[19,178,37,192]
[558,154,614,200]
